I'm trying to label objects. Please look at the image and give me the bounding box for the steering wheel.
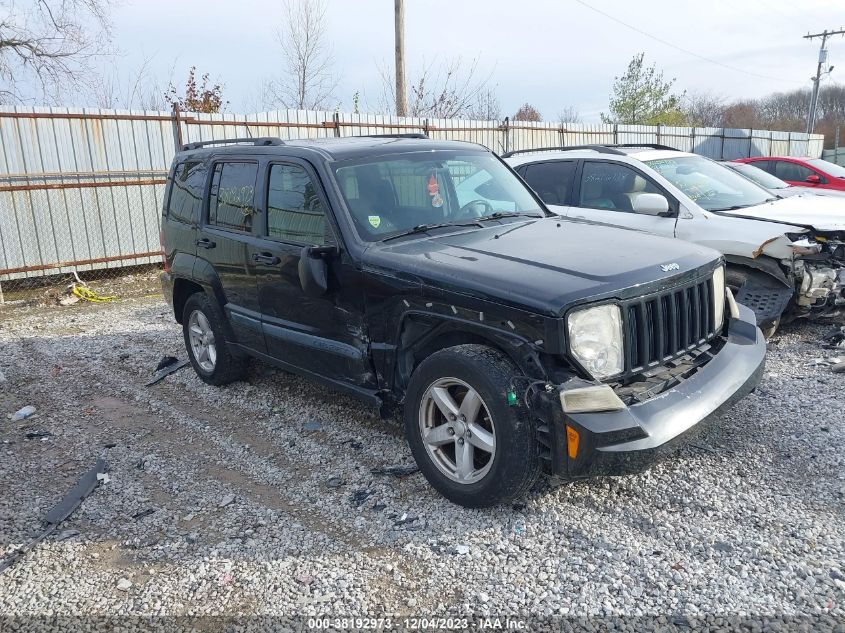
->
[456,199,494,219]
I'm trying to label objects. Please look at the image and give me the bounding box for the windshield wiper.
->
[711,203,756,212]
[478,211,545,221]
[381,221,483,242]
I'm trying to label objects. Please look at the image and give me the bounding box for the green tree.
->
[602,53,684,125]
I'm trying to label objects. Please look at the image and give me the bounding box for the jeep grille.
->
[622,272,720,377]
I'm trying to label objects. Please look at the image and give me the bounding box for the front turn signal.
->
[565,425,580,460]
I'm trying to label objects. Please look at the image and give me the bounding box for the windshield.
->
[726,162,789,189]
[806,158,845,178]
[646,156,774,211]
[331,151,543,241]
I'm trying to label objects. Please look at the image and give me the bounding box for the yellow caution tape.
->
[71,284,118,303]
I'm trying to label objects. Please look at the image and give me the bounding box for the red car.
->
[735,156,845,192]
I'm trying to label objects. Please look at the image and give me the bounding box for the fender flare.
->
[391,311,547,392]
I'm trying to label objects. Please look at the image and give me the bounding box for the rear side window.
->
[266,164,327,244]
[168,161,207,224]
[751,160,773,174]
[774,161,815,182]
[521,161,577,205]
[208,162,258,232]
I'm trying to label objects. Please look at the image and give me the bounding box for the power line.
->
[573,0,806,85]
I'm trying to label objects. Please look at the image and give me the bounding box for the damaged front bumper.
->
[534,303,765,479]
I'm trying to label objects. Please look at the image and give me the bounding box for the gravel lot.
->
[0,292,844,630]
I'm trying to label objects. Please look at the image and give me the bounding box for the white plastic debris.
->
[96,472,111,484]
[116,578,132,591]
[219,494,235,508]
[10,406,36,421]
[455,544,470,555]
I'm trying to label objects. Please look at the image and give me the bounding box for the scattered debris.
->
[833,361,845,374]
[132,509,155,521]
[96,472,111,485]
[303,420,323,432]
[219,494,235,508]
[0,459,108,574]
[103,442,117,449]
[56,529,80,541]
[58,294,80,306]
[326,476,345,488]
[372,503,386,512]
[713,541,734,553]
[146,357,189,386]
[182,513,196,522]
[689,441,718,454]
[155,356,179,372]
[370,464,419,477]
[514,518,526,535]
[821,326,845,349]
[295,574,314,585]
[350,490,374,508]
[69,282,117,303]
[24,431,52,440]
[116,578,133,591]
[393,513,419,527]
[803,357,842,368]
[340,438,363,450]
[455,544,470,555]
[10,405,36,421]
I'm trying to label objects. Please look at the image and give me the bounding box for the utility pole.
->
[804,28,845,134]
[394,0,407,117]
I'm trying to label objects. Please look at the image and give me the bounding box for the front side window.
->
[331,151,543,241]
[728,163,789,190]
[646,156,773,211]
[522,161,577,205]
[266,164,327,244]
[579,162,661,213]
[168,161,207,223]
[208,162,258,232]
[773,161,815,182]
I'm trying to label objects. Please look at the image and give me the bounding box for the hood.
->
[723,195,845,231]
[363,218,721,316]
[783,187,845,199]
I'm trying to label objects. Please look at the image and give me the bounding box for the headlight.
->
[567,304,624,380]
[713,265,725,328]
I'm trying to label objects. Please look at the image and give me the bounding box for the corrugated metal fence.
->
[0,105,827,284]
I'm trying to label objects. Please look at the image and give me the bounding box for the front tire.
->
[404,344,541,508]
[182,293,247,386]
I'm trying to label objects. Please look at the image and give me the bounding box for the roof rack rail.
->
[607,143,680,151]
[182,137,285,151]
[500,145,626,158]
[352,133,429,139]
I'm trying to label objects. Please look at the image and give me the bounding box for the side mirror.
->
[298,245,338,297]
[806,174,822,184]
[632,193,670,216]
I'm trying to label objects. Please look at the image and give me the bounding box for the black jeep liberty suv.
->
[160,135,766,507]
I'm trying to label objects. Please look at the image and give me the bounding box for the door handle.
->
[252,252,281,266]
[196,238,216,249]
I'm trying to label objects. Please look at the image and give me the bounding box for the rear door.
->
[251,158,374,388]
[568,160,678,238]
[196,159,266,353]
[162,160,205,266]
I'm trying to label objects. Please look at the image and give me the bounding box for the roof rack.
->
[182,137,285,151]
[500,145,626,158]
[352,133,429,139]
[607,143,680,151]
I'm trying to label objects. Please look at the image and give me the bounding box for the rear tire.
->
[404,344,541,508]
[726,268,781,338]
[182,292,248,386]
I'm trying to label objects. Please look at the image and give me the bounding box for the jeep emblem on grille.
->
[661,263,680,272]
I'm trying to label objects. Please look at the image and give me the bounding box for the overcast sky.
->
[107,0,842,120]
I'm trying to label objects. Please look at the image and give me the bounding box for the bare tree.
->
[513,103,542,122]
[682,91,726,127]
[378,56,494,119]
[467,87,501,120]
[558,105,582,124]
[270,0,337,110]
[91,55,168,111]
[0,0,114,103]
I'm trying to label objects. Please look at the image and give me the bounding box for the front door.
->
[251,159,374,388]
[568,160,678,238]
[197,159,265,353]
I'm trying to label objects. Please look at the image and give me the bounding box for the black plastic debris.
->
[372,503,386,512]
[393,514,418,527]
[155,355,179,371]
[146,357,189,386]
[132,509,155,521]
[0,459,108,574]
[350,490,374,507]
[24,431,52,440]
[340,439,363,450]
[370,464,419,477]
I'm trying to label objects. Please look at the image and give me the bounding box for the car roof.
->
[175,136,487,161]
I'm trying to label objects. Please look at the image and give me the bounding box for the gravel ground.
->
[0,295,843,631]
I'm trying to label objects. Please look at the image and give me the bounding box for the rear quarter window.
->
[167,161,207,224]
